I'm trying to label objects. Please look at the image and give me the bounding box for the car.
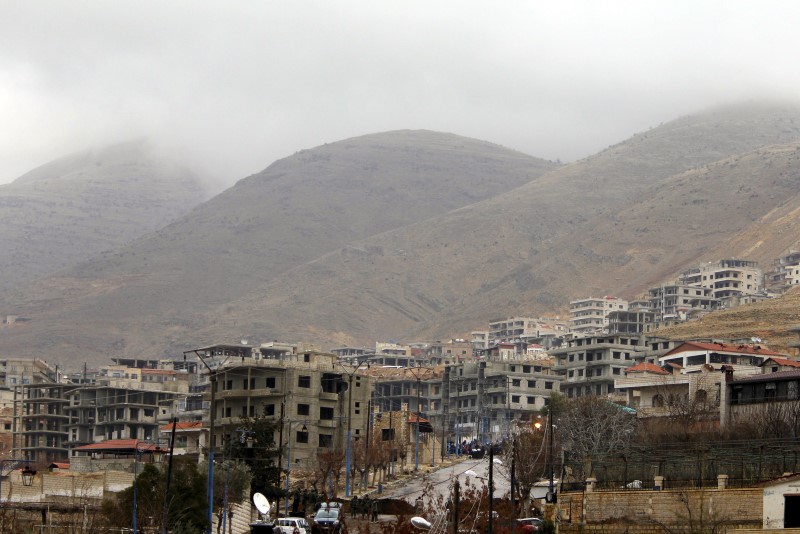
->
[516,517,544,533]
[275,517,309,534]
[311,503,343,534]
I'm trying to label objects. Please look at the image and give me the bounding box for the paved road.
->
[379,455,511,504]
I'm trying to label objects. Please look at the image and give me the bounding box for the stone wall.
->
[559,487,762,534]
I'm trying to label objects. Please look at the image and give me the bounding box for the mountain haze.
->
[0,131,556,363]
[0,140,209,294]
[2,103,800,367]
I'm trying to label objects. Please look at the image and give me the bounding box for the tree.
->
[101,457,212,533]
[559,395,637,481]
[230,413,283,502]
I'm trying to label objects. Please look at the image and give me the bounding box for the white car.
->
[275,517,309,534]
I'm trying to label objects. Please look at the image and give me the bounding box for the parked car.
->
[311,503,343,534]
[516,517,544,533]
[275,517,309,534]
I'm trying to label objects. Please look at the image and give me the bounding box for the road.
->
[379,454,511,504]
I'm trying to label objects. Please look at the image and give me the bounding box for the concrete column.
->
[717,474,728,490]
[654,476,664,490]
[585,477,597,492]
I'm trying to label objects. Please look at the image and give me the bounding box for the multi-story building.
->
[678,259,761,303]
[487,316,568,346]
[764,251,800,293]
[190,342,372,471]
[14,365,187,465]
[569,296,628,335]
[607,309,657,335]
[0,358,57,387]
[646,284,718,319]
[551,333,646,399]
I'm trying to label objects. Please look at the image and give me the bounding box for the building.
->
[551,334,646,400]
[13,359,190,465]
[189,342,372,471]
[488,316,568,345]
[764,250,800,294]
[569,297,628,335]
[678,259,762,305]
[646,284,718,319]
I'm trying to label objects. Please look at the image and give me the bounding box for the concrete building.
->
[569,296,628,335]
[488,316,568,345]
[189,343,372,471]
[646,284,718,319]
[764,250,800,294]
[678,258,762,304]
[551,334,645,400]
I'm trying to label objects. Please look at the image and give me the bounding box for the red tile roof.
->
[762,357,800,368]
[625,363,670,375]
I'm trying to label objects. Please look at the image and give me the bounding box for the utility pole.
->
[186,350,217,534]
[488,446,494,534]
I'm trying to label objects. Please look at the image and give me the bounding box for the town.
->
[2,253,800,533]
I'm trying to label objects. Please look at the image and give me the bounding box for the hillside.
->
[185,103,800,348]
[0,131,556,364]
[3,103,800,367]
[654,287,800,354]
[0,140,209,294]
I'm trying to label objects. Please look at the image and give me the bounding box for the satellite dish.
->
[411,517,433,530]
[253,493,271,515]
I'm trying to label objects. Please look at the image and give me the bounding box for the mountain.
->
[3,102,800,368]
[0,140,209,294]
[189,102,800,346]
[0,131,556,364]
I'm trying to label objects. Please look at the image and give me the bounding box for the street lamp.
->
[338,361,368,497]
[0,459,35,503]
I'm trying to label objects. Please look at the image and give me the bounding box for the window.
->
[382,428,395,441]
[320,407,334,420]
[545,381,553,390]
[528,380,536,388]
[319,434,333,448]
[523,366,531,373]
[298,375,311,388]
[527,396,535,404]
[512,395,520,403]
[612,368,620,375]
[225,407,232,417]
[354,402,360,415]
[296,429,309,444]
[266,377,276,388]
[298,404,310,416]
[265,404,275,416]
[512,379,521,387]
[653,394,664,408]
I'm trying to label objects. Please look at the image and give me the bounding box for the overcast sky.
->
[2,1,799,186]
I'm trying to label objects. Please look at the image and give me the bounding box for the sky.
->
[2,1,800,187]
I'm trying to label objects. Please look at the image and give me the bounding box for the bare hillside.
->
[0,140,209,294]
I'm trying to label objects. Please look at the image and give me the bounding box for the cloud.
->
[1,1,799,185]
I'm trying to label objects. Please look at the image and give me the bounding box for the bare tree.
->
[560,395,637,481]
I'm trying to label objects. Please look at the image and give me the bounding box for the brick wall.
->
[560,487,762,533]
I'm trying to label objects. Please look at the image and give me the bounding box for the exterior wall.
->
[560,487,761,533]
[679,259,761,300]
[764,477,800,528]
[207,349,371,471]
[569,297,628,334]
[552,334,645,400]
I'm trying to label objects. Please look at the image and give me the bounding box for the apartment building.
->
[569,296,628,335]
[191,343,372,471]
[551,333,646,400]
[764,251,800,293]
[646,284,718,318]
[678,259,761,302]
[487,316,568,346]
[15,378,186,465]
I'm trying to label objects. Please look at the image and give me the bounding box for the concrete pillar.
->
[717,474,728,490]
[585,477,597,492]
[654,476,664,490]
